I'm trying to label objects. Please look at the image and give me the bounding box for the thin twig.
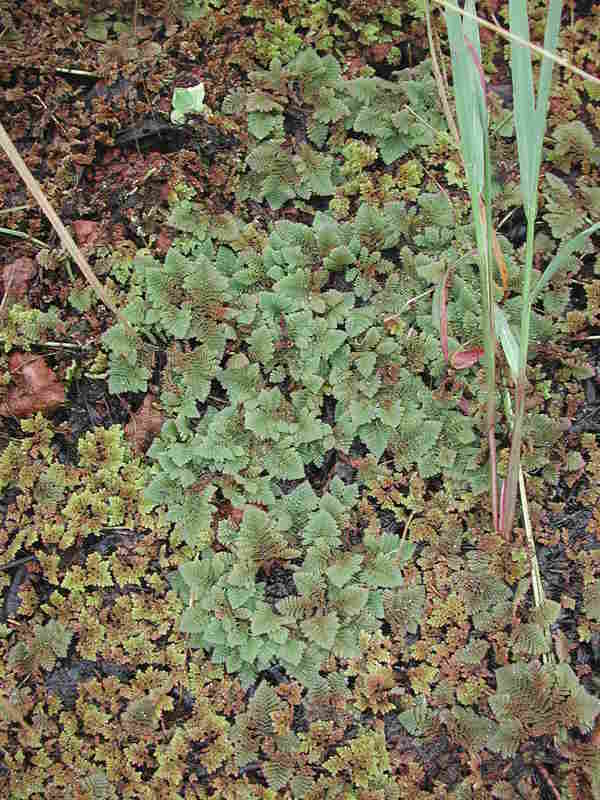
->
[0,227,48,248]
[505,389,554,664]
[42,341,91,349]
[0,205,32,216]
[423,0,461,149]
[54,67,98,77]
[0,121,138,338]
[383,287,436,324]
[0,555,37,572]
[32,93,68,136]
[401,510,417,542]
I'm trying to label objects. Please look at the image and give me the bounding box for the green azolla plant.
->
[228,49,446,210]
[322,728,398,795]
[101,322,152,395]
[102,232,235,396]
[487,660,600,756]
[0,304,62,353]
[98,41,596,753]
[102,195,506,684]
[7,619,73,674]
[0,415,148,561]
[177,0,223,23]
[169,477,416,688]
[254,18,303,67]
[135,198,493,494]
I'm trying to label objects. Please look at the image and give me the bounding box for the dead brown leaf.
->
[1,352,66,417]
[124,393,164,454]
[72,220,103,249]
[1,256,35,303]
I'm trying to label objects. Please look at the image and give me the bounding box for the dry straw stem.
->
[424,0,461,149]
[0,121,138,338]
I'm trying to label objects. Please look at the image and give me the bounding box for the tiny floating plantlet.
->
[171,82,209,125]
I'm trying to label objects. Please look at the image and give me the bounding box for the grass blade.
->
[494,304,519,382]
[501,0,564,540]
[508,0,536,209]
[443,1,499,532]
[433,0,600,88]
[529,221,600,308]
[509,0,563,214]
[444,0,485,196]
[533,0,563,172]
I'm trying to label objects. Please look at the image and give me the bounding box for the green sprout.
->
[171,83,208,125]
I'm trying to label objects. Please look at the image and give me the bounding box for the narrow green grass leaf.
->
[461,0,481,54]
[509,0,563,213]
[494,305,519,382]
[508,0,536,207]
[529,221,600,307]
[444,0,485,196]
[534,0,563,160]
[443,0,498,532]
